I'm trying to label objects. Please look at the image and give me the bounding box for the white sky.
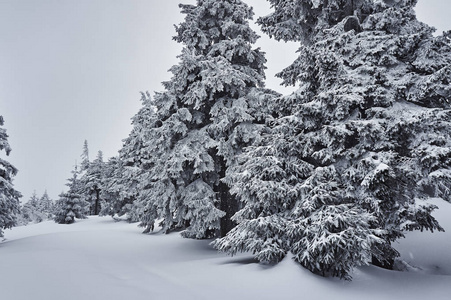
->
[0,0,450,202]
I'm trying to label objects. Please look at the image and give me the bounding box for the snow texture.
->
[1,198,451,300]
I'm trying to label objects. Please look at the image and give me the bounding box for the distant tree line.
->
[17,190,54,225]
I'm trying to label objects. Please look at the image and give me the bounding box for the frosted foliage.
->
[0,116,21,237]
[100,157,140,221]
[258,0,420,43]
[258,0,367,43]
[289,204,383,280]
[117,0,274,238]
[212,215,288,263]
[181,179,226,239]
[215,0,450,279]
[0,117,12,155]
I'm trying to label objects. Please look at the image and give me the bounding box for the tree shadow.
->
[220,256,259,265]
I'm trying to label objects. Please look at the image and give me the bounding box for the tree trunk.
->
[219,180,238,237]
[371,242,396,270]
[216,155,238,237]
[371,256,394,270]
[94,188,100,215]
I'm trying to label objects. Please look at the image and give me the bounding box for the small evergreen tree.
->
[54,166,88,224]
[0,116,21,236]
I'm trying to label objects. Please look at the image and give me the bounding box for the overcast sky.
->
[1,0,450,202]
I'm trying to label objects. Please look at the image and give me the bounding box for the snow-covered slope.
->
[1,199,451,300]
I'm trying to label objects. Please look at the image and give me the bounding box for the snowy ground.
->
[1,199,451,300]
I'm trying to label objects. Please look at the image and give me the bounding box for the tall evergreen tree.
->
[0,116,21,237]
[81,150,105,215]
[214,0,450,279]
[125,0,274,238]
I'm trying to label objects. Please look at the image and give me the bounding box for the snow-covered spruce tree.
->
[214,0,450,279]
[81,150,105,215]
[0,116,21,237]
[54,166,88,224]
[129,0,274,238]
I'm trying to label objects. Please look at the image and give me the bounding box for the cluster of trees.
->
[17,191,54,225]
[92,0,449,279]
[2,139,105,226]
[2,0,449,280]
[53,141,106,224]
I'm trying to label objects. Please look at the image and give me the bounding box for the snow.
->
[2,200,451,300]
